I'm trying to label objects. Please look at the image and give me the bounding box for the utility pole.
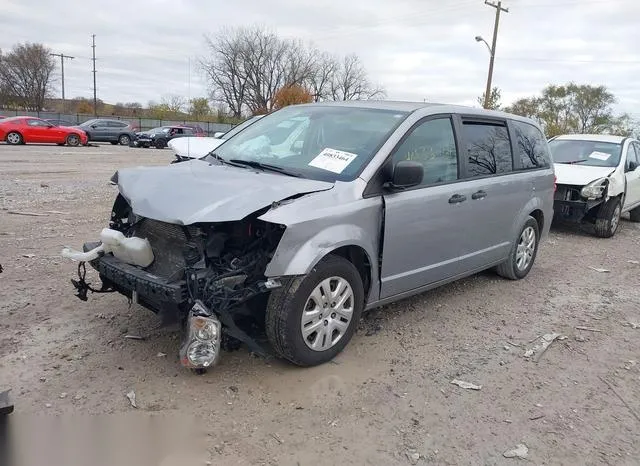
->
[483,0,508,109]
[50,52,75,112]
[91,34,97,116]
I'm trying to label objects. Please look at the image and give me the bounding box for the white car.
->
[549,134,640,237]
[168,115,264,161]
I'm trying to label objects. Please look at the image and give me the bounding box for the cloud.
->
[1,0,638,115]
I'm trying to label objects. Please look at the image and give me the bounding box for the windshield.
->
[549,139,622,167]
[210,105,409,181]
[147,127,170,134]
[221,116,263,140]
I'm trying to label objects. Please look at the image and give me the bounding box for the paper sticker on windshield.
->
[308,148,358,174]
[589,151,611,161]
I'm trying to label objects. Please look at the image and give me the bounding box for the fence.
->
[0,110,235,136]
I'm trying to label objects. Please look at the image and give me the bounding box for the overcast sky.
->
[2,0,639,116]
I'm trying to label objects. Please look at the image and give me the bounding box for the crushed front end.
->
[63,193,285,371]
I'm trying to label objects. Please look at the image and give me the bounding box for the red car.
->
[0,116,88,146]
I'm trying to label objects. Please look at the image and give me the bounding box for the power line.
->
[50,52,74,112]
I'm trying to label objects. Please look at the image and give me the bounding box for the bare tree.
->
[330,54,385,101]
[306,52,339,102]
[161,94,186,114]
[0,43,56,110]
[200,26,384,115]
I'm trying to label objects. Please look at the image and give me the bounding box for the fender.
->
[513,196,544,239]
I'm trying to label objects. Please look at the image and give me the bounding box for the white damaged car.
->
[549,134,640,237]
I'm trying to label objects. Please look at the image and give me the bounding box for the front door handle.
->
[448,194,467,204]
[471,190,487,200]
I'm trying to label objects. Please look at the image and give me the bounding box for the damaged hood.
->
[553,163,615,186]
[115,159,334,224]
[168,136,224,159]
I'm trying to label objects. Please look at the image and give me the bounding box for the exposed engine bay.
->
[63,193,286,371]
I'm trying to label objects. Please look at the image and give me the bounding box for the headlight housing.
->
[580,178,608,200]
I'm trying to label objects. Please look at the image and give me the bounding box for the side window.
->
[27,119,47,127]
[462,122,512,177]
[391,117,458,186]
[512,120,550,169]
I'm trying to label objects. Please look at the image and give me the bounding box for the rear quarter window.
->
[512,120,551,169]
[462,122,513,177]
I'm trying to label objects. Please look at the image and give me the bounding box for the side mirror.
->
[629,161,638,171]
[386,160,423,190]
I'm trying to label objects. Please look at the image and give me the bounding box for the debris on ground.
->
[124,335,145,341]
[588,266,610,273]
[627,260,639,265]
[576,326,602,333]
[503,443,529,459]
[125,390,138,409]
[271,433,284,444]
[22,254,35,258]
[405,451,420,465]
[523,333,562,362]
[599,376,640,422]
[59,392,67,399]
[450,379,482,390]
[157,352,167,357]
[8,210,48,217]
[623,321,640,329]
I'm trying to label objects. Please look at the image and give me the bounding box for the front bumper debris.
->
[553,199,603,223]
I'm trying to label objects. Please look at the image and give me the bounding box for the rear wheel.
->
[6,132,22,145]
[154,138,167,149]
[66,134,80,147]
[594,197,621,238]
[118,134,131,145]
[497,216,540,280]
[265,255,364,366]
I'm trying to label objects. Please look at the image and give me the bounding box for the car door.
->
[24,119,51,142]
[456,116,529,264]
[92,121,110,141]
[624,142,640,209]
[380,115,481,298]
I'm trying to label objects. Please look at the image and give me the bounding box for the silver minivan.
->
[63,101,555,371]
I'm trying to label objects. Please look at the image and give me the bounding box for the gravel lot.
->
[1,143,640,465]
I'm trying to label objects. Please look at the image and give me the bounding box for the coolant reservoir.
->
[99,228,155,267]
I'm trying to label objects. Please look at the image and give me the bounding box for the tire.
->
[110,141,118,145]
[496,216,540,280]
[594,197,621,238]
[154,138,166,149]
[265,255,364,366]
[6,132,23,145]
[629,205,640,223]
[118,134,131,146]
[66,134,80,147]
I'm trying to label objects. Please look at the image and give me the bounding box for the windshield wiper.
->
[556,159,588,164]
[227,159,302,177]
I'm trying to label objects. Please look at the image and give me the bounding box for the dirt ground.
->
[1,143,639,466]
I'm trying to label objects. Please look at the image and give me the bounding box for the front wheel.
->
[66,134,80,147]
[6,132,23,145]
[265,255,364,366]
[118,134,131,146]
[594,198,621,238]
[154,138,166,149]
[496,216,540,280]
